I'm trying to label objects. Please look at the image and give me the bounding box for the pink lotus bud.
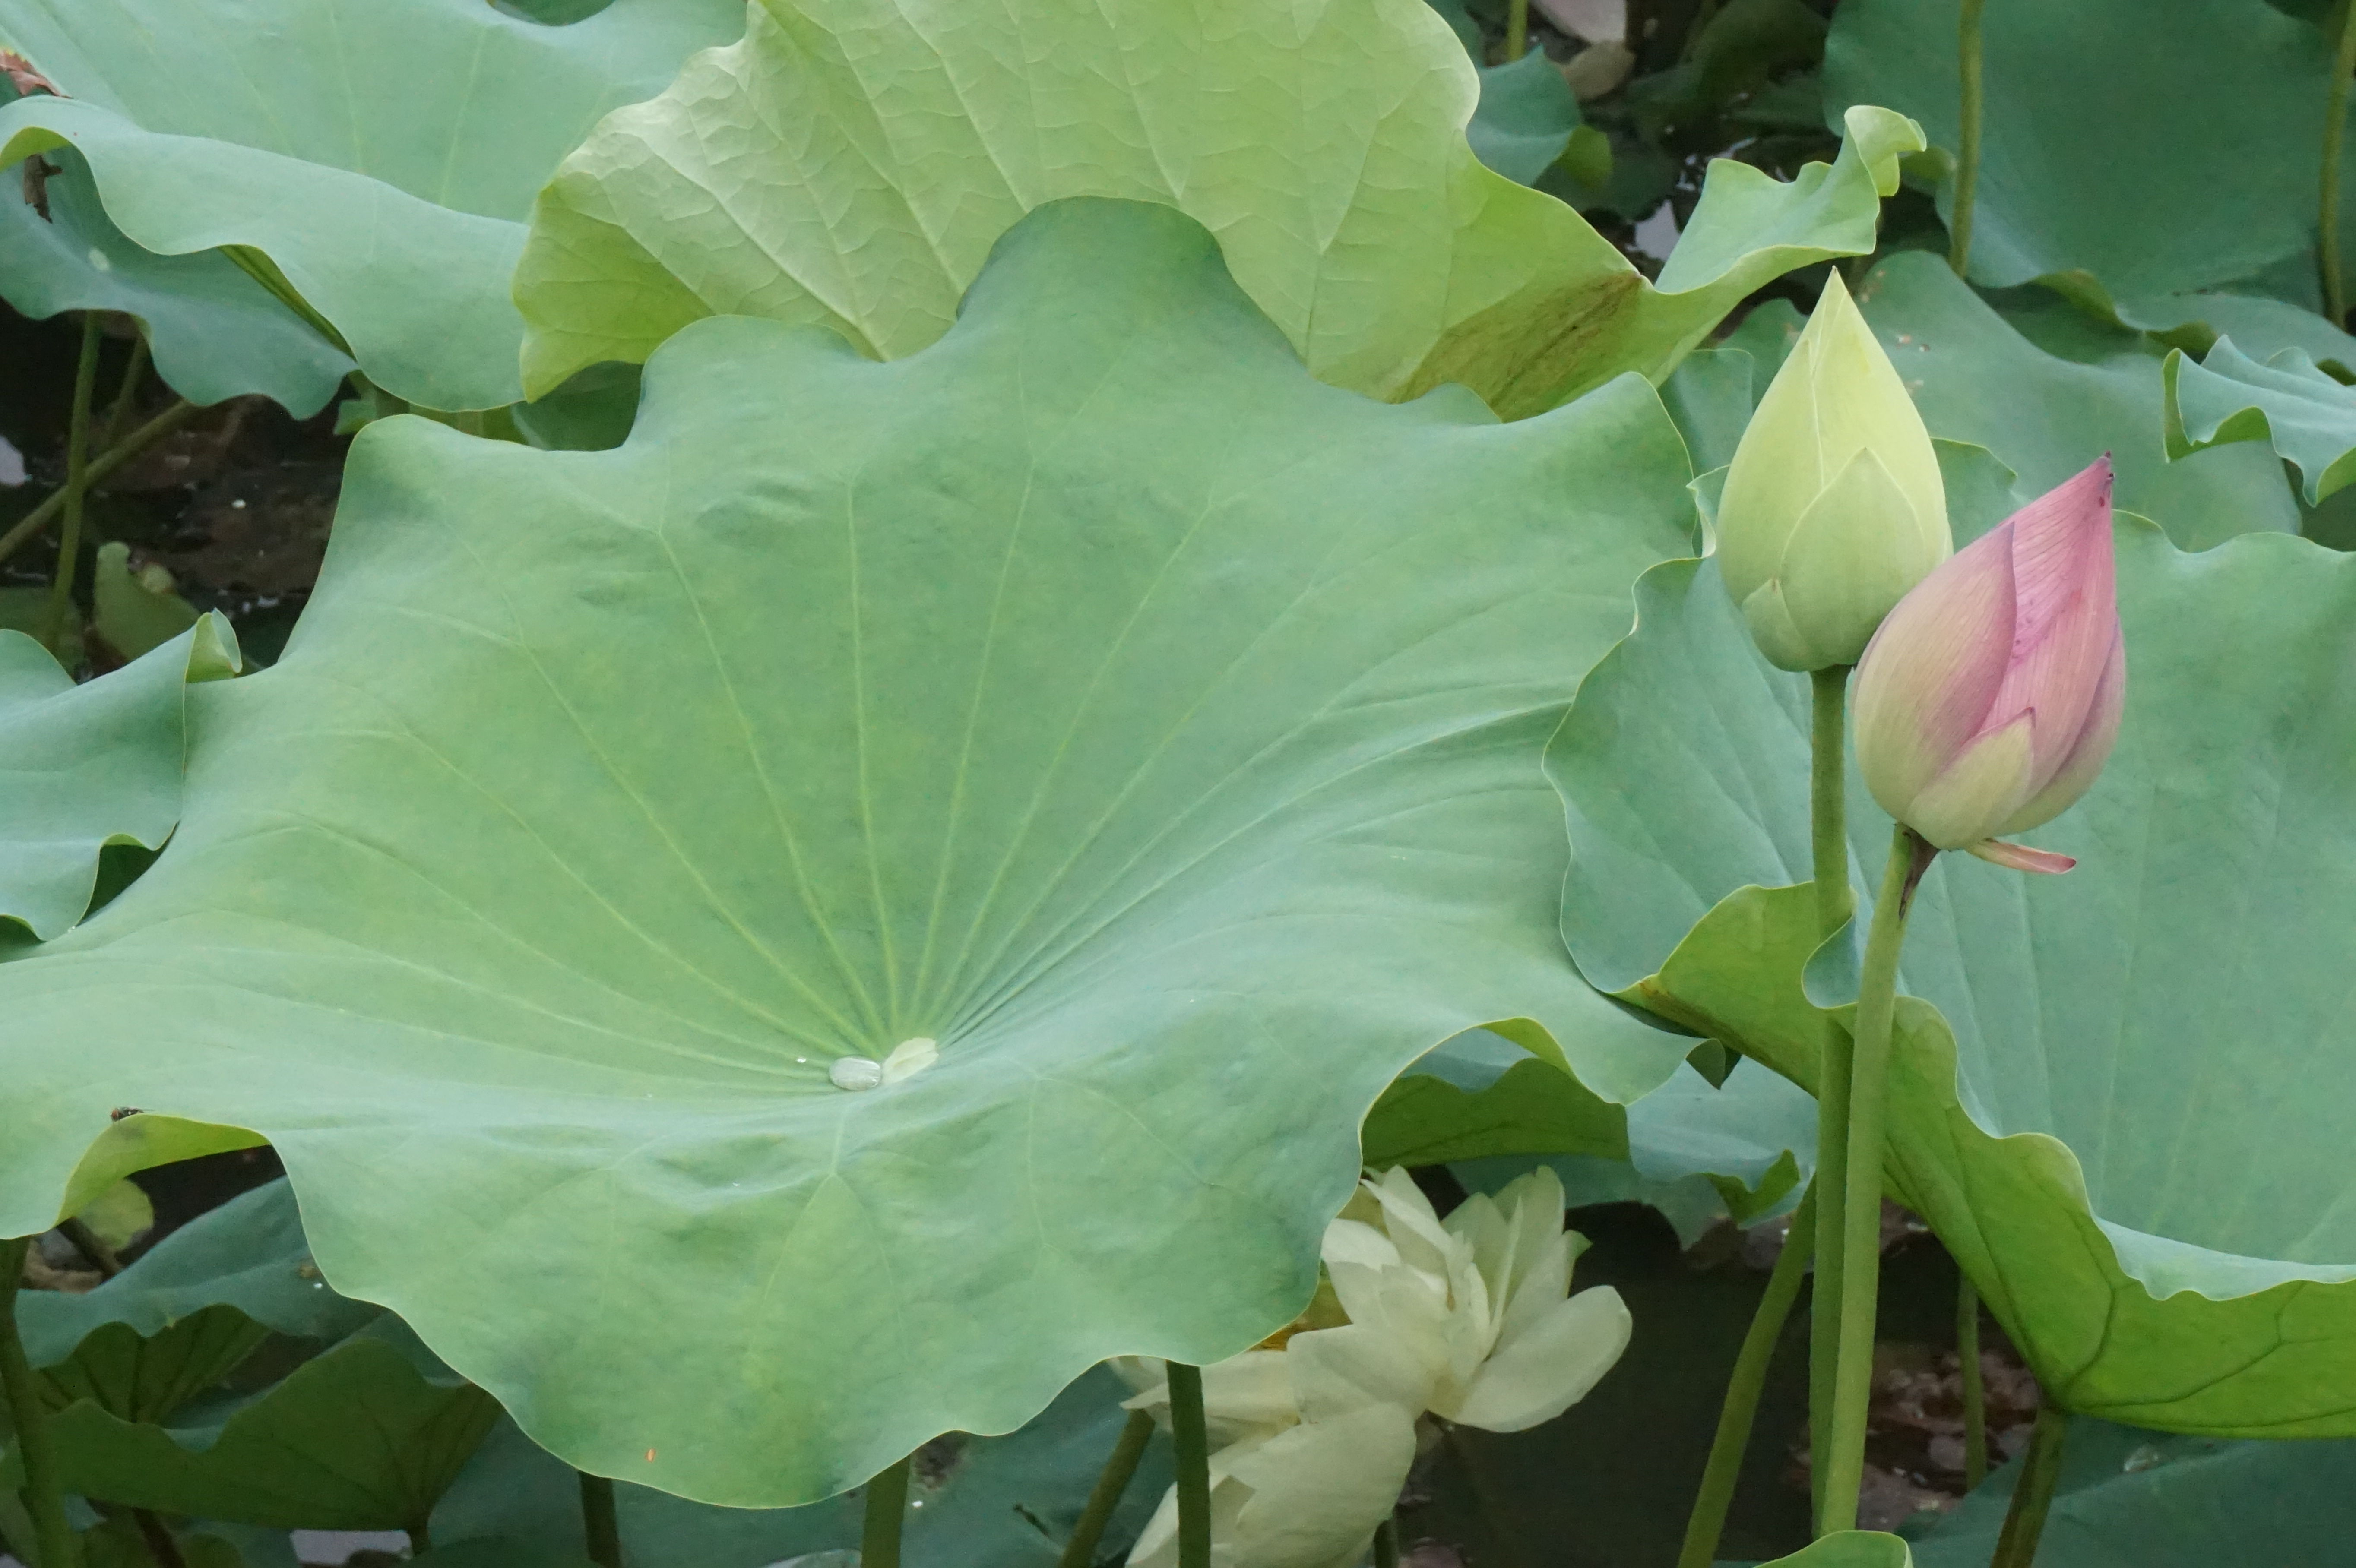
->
[1850,458,2125,872]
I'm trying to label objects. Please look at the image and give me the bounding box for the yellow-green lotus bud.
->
[1716,271,1950,672]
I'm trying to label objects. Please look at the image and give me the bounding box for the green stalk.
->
[1676,1186,1818,1568]
[2,1236,82,1568]
[1948,0,1989,277]
[101,332,149,451]
[1818,823,1930,1534]
[1505,0,1529,60]
[1805,666,1855,1523]
[1059,1408,1154,1568]
[579,1471,623,1568]
[2325,0,2356,324]
[1167,1362,1212,1568]
[1958,1278,1988,1490]
[861,1455,912,1568]
[0,399,200,571]
[405,1524,432,1557]
[1989,1404,2070,1568]
[40,313,104,655]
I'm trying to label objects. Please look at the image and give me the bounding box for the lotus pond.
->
[3,1,2356,1566]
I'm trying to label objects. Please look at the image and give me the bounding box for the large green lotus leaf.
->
[1549,526,2356,1433]
[19,1177,380,1368]
[430,1366,1170,1568]
[0,199,1696,1505]
[1910,1418,2356,1567]
[1824,0,2340,301]
[0,144,354,415]
[2164,336,2356,504]
[0,615,238,942]
[1853,253,2299,547]
[513,0,1923,417]
[49,1320,501,1530]
[0,0,744,411]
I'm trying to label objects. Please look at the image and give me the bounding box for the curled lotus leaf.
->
[514,0,1925,417]
[2163,335,2356,505]
[1548,515,2356,1435]
[0,616,238,942]
[0,199,1697,1505]
[0,0,745,410]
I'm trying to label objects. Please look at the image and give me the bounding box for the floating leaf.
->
[0,615,238,941]
[1549,525,2356,1434]
[1754,1534,1912,1567]
[2164,336,2356,503]
[0,199,1696,1504]
[0,0,745,410]
[514,0,1923,417]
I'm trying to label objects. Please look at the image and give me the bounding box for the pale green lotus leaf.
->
[1826,0,2342,300]
[0,200,1696,1505]
[1910,1417,2356,1567]
[1548,521,2356,1434]
[2164,336,2356,503]
[0,614,238,941]
[514,0,1922,417]
[0,0,745,410]
[1853,253,2298,547]
[0,142,353,414]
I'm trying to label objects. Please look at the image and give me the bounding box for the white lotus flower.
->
[1121,1167,1629,1568]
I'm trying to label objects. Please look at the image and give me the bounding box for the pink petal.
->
[1852,515,2017,817]
[2000,624,2125,835]
[1965,839,2077,874]
[1979,458,2118,783]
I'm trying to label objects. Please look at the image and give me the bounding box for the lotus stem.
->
[1168,1361,1212,1568]
[54,1217,120,1278]
[1989,1402,2070,1568]
[2325,0,2356,324]
[1373,1518,1400,1568]
[861,1454,913,1568]
[131,1509,188,1568]
[1958,1277,1988,1489]
[1505,0,1529,60]
[101,330,149,451]
[40,312,104,655]
[1948,0,1988,276]
[0,398,201,572]
[579,1471,623,1568]
[1806,665,1856,1524]
[1059,1408,1154,1568]
[1676,1185,1818,1568]
[1,1235,85,1568]
[1819,822,1932,1533]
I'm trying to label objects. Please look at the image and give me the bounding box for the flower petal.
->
[1770,446,1944,670]
[1853,516,2017,819]
[1999,622,2125,835]
[1442,1285,1632,1432]
[1902,711,2038,849]
[1965,839,2077,874]
[1227,1405,1420,1568]
[1982,458,2118,783]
